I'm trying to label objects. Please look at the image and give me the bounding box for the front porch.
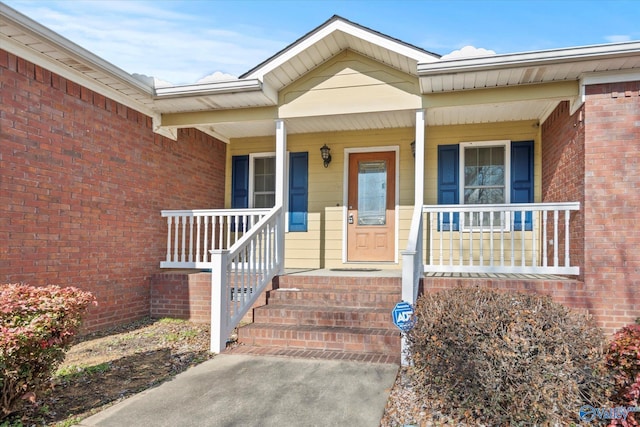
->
[149,267,583,363]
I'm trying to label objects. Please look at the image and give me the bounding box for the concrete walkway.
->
[77,354,399,427]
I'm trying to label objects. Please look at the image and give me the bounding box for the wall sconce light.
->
[410,141,416,158]
[320,144,332,168]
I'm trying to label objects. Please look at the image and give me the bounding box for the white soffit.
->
[419,41,640,93]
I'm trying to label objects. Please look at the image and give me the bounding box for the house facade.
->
[2,5,639,352]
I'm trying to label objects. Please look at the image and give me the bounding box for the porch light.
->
[320,144,332,168]
[410,141,416,158]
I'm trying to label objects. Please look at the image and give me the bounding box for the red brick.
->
[1,49,226,332]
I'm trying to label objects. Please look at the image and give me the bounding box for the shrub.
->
[607,324,640,426]
[0,284,95,419]
[407,287,611,425]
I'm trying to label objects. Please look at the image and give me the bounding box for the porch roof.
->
[3,3,640,142]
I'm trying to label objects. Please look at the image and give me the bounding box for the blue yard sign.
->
[392,301,414,332]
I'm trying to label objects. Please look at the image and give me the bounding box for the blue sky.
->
[4,0,640,85]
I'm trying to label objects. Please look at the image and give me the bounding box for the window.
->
[437,140,533,232]
[251,154,276,208]
[231,152,309,232]
[461,140,510,228]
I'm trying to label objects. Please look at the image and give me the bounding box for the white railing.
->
[160,208,270,269]
[210,206,284,353]
[423,202,580,275]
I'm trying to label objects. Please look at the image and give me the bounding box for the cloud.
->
[196,72,238,84]
[440,46,496,60]
[5,0,285,84]
[605,35,632,43]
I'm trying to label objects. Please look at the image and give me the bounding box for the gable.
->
[278,50,422,119]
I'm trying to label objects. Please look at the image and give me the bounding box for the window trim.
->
[459,140,511,231]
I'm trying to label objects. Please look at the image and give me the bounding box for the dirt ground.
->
[11,318,213,427]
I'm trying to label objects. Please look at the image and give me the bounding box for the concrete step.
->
[237,323,401,356]
[252,304,395,329]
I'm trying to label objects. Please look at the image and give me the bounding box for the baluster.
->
[479,211,484,266]
[553,210,559,267]
[542,210,548,267]
[166,216,172,262]
[459,211,464,266]
[489,210,494,267]
[449,211,454,266]
[195,216,201,263]
[532,210,537,268]
[203,216,209,263]
[520,211,525,267]
[564,210,571,267]
[427,212,442,265]
[510,212,515,266]
[180,215,186,263]
[438,214,444,265]
[217,215,223,250]
[469,213,474,266]
[499,211,505,267]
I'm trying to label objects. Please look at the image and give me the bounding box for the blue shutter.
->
[511,141,534,231]
[288,152,308,232]
[231,155,249,208]
[437,145,459,231]
[231,155,249,232]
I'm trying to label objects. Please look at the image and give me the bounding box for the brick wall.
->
[541,100,585,279]
[0,50,226,331]
[582,81,640,331]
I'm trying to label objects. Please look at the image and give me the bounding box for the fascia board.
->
[0,3,153,95]
[154,79,263,98]
[418,42,640,75]
[243,19,438,80]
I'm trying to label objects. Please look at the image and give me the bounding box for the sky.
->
[4,0,640,86]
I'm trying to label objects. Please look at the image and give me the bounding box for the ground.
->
[11,318,213,427]
[8,317,435,427]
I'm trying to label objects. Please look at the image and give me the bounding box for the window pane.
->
[464,145,506,205]
[358,161,386,226]
[253,157,276,208]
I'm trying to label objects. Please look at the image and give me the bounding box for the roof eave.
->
[418,41,640,76]
[154,79,263,98]
[0,3,154,95]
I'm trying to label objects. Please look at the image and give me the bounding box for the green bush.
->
[607,324,640,426]
[407,287,611,425]
[0,284,95,419]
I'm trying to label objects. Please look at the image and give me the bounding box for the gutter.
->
[0,3,154,95]
[154,79,263,98]
[418,41,640,76]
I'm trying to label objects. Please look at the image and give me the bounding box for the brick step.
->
[253,304,395,329]
[237,323,401,356]
[267,288,400,308]
[275,275,401,293]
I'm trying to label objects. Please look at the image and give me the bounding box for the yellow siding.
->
[424,121,541,204]
[226,120,541,270]
[279,50,422,118]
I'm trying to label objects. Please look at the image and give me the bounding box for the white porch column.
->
[414,109,425,208]
[275,119,287,274]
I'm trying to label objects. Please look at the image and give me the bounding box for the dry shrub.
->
[407,287,611,425]
[607,324,640,426]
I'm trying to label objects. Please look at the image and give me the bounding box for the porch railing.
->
[423,202,580,275]
[210,206,284,353]
[160,208,270,269]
